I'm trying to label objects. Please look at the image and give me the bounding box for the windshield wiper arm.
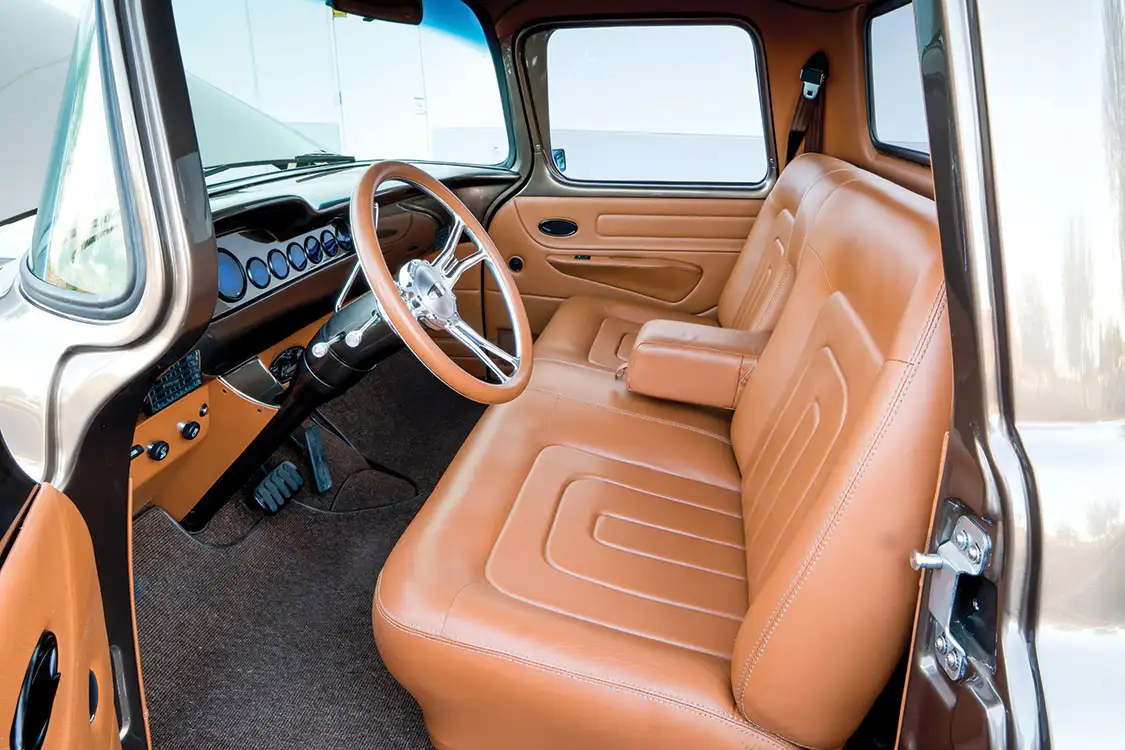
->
[204,152,356,178]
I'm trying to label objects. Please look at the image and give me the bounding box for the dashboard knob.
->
[179,421,201,441]
[147,441,170,461]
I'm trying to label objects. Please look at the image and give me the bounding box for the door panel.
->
[485,195,761,339]
[0,484,121,750]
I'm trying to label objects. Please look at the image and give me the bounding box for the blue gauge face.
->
[335,222,353,251]
[321,229,338,257]
[268,249,289,279]
[217,249,246,302]
[246,257,270,289]
[305,235,322,264]
[286,242,308,271]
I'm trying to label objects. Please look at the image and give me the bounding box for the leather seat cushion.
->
[533,295,717,372]
[373,389,792,750]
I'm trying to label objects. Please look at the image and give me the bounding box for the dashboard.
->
[213,219,355,316]
[130,161,520,521]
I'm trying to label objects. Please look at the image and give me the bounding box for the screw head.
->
[955,529,971,550]
[967,544,982,564]
[935,633,948,653]
[945,649,962,671]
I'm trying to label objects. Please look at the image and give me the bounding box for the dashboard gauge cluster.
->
[214,220,355,315]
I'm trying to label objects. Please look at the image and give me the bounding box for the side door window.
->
[867,2,929,160]
[545,24,770,185]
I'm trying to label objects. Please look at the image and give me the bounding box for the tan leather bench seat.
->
[373,163,952,750]
[533,154,864,373]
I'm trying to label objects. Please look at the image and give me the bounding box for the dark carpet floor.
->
[133,350,486,749]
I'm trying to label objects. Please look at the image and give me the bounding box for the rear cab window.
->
[867,1,929,160]
[543,23,771,186]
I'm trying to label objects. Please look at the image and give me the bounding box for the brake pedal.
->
[252,461,303,514]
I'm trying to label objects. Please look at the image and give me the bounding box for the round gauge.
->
[334,221,353,251]
[246,257,270,289]
[216,249,247,302]
[286,242,308,271]
[268,249,289,279]
[321,229,338,257]
[304,235,322,264]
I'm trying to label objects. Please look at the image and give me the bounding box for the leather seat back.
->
[716,154,863,333]
[729,172,952,748]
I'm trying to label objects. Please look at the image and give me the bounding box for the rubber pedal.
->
[304,425,333,495]
[252,461,303,515]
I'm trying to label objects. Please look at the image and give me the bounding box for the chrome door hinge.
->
[911,514,993,681]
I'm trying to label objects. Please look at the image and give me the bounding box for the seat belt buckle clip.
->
[800,66,827,100]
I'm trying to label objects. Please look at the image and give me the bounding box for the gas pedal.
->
[303,425,333,494]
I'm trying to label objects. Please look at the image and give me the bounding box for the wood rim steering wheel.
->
[350,161,533,404]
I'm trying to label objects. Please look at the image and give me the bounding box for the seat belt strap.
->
[786,52,830,165]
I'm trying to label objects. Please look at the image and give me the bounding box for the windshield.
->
[171,0,511,185]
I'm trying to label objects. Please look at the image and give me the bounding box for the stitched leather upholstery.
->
[532,154,864,372]
[373,161,952,750]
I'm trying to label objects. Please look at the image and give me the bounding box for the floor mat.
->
[226,348,485,518]
[318,349,487,491]
[134,499,433,750]
[134,351,486,749]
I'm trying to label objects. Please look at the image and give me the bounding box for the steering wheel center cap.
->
[402,259,458,323]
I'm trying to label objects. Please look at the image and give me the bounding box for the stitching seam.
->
[733,282,947,709]
[527,387,732,444]
[633,340,757,360]
[374,582,797,750]
[751,264,793,331]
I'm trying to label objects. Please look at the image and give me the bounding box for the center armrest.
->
[625,320,770,410]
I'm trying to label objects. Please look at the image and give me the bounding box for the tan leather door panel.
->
[486,195,761,337]
[0,485,122,750]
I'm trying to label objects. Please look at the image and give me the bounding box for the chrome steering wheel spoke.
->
[441,244,488,285]
[445,316,518,383]
[432,216,465,272]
